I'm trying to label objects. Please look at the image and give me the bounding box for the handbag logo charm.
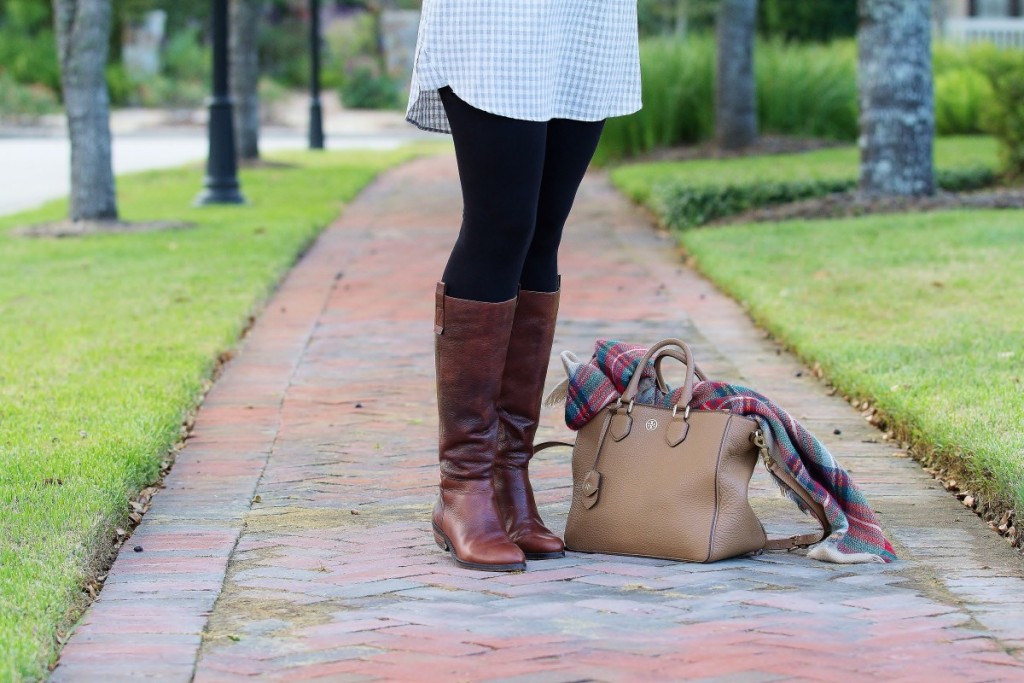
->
[646,419,658,431]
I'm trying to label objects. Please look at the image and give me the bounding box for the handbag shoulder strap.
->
[751,430,831,551]
[534,440,574,453]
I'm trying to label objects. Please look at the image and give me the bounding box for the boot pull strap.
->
[434,282,446,334]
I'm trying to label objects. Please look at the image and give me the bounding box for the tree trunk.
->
[231,0,262,160]
[858,0,935,196]
[52,0,118,221]
[716,0,758,150]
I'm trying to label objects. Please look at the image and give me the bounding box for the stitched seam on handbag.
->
[707,415,730,562]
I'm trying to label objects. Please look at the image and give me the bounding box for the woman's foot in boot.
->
[433,283,526,571]
[495,287,565,560]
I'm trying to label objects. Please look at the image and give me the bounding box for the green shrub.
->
[105,63,137,107]
[599,38,1024,163]
[325,12,389,95]
[757,38,858,140]
[758,0,858,43]
[934,166,998,192]
[637,0,716,37]
[0,0,53,31]
[637,0,859,41]
[656,178,853,230]
[0,25,60,94]
[258,77,290,122]
[982,65,1024,178]
[136,75,207,109]
[258,14,309,88]
[935,68,994,135]
[162,25,210,84]
[596,37,715,164]
[339,58,401,110]
[653,166,997,230]
[597,36,859,163]
[0,70,59,120]
[933,43,1024,138]
[100,26,211,110]
[934,41,1024,87]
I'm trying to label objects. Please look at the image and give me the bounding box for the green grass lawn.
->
[611,135,999,205]
[678,209,1024,520]
[609,134,1023,518]
[0,145,433,680]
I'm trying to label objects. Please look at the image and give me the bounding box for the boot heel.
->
[432,525,449,551]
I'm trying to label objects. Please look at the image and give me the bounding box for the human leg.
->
[518,117,606,293]
[431,88,549,571]
[438,86,547,303]
[494,117,605,558]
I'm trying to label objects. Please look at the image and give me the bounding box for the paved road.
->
[51,154,1024,682]
[0,131,426,217]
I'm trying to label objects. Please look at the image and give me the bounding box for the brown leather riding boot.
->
[494,287,565,560]
[431,283,526,572]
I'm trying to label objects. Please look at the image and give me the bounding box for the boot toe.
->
[514,529,565,559]
[458,537,527,570]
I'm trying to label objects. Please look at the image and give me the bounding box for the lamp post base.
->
[195,96,246,206]
[309,99,325,150]
[193,182,246,206]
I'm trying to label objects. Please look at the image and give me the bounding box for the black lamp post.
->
[309,0,325,149]
[195,0,245,205]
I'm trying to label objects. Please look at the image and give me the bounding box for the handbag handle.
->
[620,338,696,409]
[652,348,708,394]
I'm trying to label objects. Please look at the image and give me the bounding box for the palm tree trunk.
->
[716,0,758,150]
[858,0,935,196]
[52,0,118,221]
[231,0,263,161]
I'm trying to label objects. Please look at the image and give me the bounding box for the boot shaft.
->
[496,288,560,467]
[434,283,517,480]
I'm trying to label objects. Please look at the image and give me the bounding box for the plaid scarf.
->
[555,340,896,564]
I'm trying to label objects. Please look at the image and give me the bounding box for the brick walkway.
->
[52,154,1024,682]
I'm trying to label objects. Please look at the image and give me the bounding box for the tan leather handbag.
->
[549,339,829,564]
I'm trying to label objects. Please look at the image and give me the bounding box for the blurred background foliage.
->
[1,0,1021,167]
[596,36,1024,164]
[637,0,858,41]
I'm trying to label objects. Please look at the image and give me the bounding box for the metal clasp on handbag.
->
[751,429,771,467]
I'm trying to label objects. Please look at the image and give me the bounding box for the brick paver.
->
[51,154,1024,682]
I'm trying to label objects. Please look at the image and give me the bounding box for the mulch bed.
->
[12,219,194,238]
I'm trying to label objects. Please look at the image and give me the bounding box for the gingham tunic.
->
[406,0,642,134]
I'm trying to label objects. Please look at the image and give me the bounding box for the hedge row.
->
[655,166,997,230]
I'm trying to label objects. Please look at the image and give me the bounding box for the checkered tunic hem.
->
[405,0,643,134]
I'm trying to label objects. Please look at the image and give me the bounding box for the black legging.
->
[438,86,605,303]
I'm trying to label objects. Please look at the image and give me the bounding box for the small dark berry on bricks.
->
[134,546,143,552]
[833,429,842,435]
[355,403,363,408]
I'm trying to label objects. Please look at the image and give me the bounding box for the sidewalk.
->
[0,95,438,217]
[51,153,1024,682]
